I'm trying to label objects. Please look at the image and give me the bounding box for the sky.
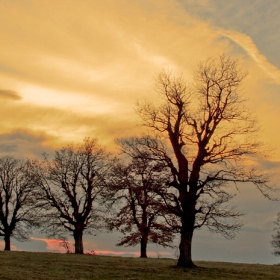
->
[0,0,280,264]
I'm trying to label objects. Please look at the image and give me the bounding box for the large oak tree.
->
[135,55,273,267]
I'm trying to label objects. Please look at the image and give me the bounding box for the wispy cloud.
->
[218,29,280,84]
[0,89,21,100]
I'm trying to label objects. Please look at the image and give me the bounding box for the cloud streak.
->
[218,29,280,84]
[0,89,21,100]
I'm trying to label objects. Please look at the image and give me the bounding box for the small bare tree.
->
[59,237,73,254]
[136,55,273,267]
[271,213,280,256]
[35,138,111,254]
[109,148,179,258]
[0,156,39,250]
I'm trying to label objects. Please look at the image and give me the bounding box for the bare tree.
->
[35,138,110,254]
[271,213,280,256]
[136,55,273,267]
[109,149,178,258]
[0,156,39,250]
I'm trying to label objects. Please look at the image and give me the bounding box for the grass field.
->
[0,251,279,280]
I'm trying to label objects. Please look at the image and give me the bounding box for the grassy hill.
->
[0,251,279,280]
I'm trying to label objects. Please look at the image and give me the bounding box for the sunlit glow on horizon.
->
[29,237,174,258]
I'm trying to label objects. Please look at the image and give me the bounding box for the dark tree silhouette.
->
[271,213,280,256]
[0,156,39,250]
[109,151,178,258]
[35,138,110,254]
[135,55,273,268]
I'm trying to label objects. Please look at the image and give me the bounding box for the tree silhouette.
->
[271,213,280,256]
[136,55,273,267]
[109,150,178,257]
[0,156,39,250]
[34,138,110,254]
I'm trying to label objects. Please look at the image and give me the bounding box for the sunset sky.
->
[1,0,280,264]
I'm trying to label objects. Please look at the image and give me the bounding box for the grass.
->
[0,251,279,280]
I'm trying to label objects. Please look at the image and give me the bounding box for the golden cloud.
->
[0,89,21,100]
[0,0,279,159]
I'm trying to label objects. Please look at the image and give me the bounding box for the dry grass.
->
[0,251,279,280]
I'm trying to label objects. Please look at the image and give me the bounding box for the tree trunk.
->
[177,225,195,267]
[140,234,148,258]
[177,201,196,268]
[140,207,148,258]
[73,229,84,254]
[4,233,11,251]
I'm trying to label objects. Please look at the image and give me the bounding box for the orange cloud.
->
[0,0,278,158]
[94,250,138,257]
[94,250,173,258]
[0,0,230,152]
[30,237,66,252]
[29,237,174,258]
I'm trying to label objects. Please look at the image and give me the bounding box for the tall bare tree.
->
[109,150,178,258]
[136,55,273,267]
[35,138,110,254]
[0,156,39,250]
